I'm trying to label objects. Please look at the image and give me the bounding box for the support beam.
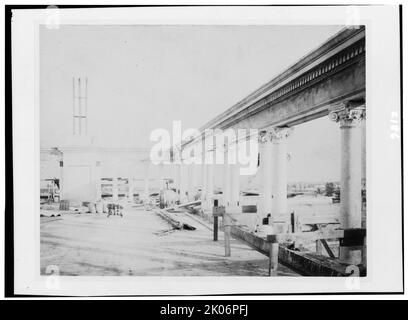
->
[320,239,336,258]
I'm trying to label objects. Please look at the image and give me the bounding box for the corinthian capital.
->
[329,102,366,127]
[258,127,293,144]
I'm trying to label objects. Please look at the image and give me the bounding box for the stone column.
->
[188,163,196,201]
[329,103,366,264]
[128,176,134,202]
[361,116,367,226]
[143,177,149,202]
[59,160,64,200]
[173,162,180,197]
[257,130,274,229]
[270,127,292,226]
[257,128,292,233]
[361,118,366,187]
[205,151,215,210]
[112,177,118,201]
[95,161,102,200]
[143,161,150,203]
[201,152,207,210]
[223,144,231,207]
[158,163,164,191]
[229,136,240,213]
[179,161,188,203]
[229,163,240,213]
[171,161,177,191]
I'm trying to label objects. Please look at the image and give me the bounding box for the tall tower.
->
[72,77,88,135]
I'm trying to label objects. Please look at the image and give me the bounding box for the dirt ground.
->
[40,207,298,276]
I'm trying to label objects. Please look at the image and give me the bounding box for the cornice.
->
[183,27,365,150]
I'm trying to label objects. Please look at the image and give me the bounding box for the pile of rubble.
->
[40,199,129,219]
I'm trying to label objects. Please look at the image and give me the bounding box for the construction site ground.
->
[40,206,299,276]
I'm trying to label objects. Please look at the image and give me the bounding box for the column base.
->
[339,246,363,266]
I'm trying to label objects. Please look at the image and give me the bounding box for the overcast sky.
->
[40,25,344,182]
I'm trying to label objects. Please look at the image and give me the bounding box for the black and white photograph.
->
[6,4,404,297]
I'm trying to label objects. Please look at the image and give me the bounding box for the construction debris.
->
[153,208,196,230]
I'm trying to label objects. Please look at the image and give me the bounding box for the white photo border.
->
[10,5,403,296]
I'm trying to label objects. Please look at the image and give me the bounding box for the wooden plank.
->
[267,229,345,243]
[230,225,270,255]
[153,209,183,229]
[314,225,336,258]
[303,217,340,225]
[153,208,196,230]
[320,239,336,258]
[230,225,366,277]
[177,200,201,208]
[278,246,362,276]
[242,205,257,213]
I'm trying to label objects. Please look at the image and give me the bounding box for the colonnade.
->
[175,126,293,230]
[172,101,366,264]
[86,101,366,265]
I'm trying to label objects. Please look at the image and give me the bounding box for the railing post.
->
[213,216,219,241]
[295,214,301,233]
[290,212,295,233]
[212,204,224,242]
